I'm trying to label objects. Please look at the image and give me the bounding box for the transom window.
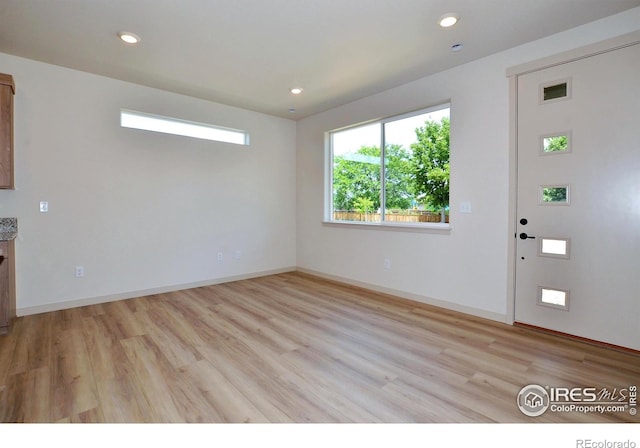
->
[120,109,249,145]
[328,104,450,225]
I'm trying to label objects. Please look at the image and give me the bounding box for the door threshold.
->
[514,322,639,355]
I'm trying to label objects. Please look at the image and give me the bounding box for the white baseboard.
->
[296,267,509,324]
[17,266,297,316]
[18,265,508,325]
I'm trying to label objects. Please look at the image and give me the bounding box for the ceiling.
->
[0,0,638,119]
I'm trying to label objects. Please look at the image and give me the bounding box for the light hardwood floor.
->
[0,272,637,423]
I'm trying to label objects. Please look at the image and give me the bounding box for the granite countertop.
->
[0,217,17,241]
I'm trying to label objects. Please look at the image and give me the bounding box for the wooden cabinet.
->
[0,73,15,189]
[0,240,16,335]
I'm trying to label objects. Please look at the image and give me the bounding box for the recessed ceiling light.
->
[290,87,303,95]
[451,43,463,52]
[118,31,141,45]
[439,13,459,28]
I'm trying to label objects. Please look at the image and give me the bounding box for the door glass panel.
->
[541,133,570,154]
[538,287,569,310]
[542,81,569,101]
[543,83,567,100]
[539,78,571,104]
[538,238,570,258]
[539,185,569,204]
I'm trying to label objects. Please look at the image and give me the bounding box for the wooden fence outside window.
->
[333,211,449,223]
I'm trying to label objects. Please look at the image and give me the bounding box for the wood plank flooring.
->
[0,272,638,423]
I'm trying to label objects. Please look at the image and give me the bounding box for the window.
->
[120,109,249,145]
[539,185,570,205]
[541,132,570,154]
[539,78,571,103]
[538,237,570,259]
[538,286,570,311]
[328,104,450,225]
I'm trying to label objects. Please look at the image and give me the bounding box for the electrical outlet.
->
[217,252,223,261]
[384,258,391,270]
[39,201,49,213]
[235,250,242,260]
[74,266,85,278]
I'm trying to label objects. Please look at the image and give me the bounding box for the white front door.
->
[514,40,640,351]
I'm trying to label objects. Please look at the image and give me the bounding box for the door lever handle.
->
[519,232,536,240]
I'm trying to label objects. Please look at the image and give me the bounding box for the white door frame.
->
[505,30,640,326]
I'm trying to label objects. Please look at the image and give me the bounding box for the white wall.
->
[296,7,640,321]
[0,54,297,314]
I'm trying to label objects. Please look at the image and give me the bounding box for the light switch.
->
[459,201,472,213]
[39,201,49,213]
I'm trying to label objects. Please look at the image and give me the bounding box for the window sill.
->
[322,220,451,234]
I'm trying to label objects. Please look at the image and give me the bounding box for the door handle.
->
[519,232,535,240]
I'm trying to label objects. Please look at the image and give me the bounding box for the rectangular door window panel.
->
[538,287,570,311]
[539,185,570,205]
[538,237,570,259]
[540,78,571,103]
[543,83,567,100]
[541,132,571,155]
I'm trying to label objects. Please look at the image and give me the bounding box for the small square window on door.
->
[540,132,571,155]
[539,185,570,205]
[538,286,570,311]
[538,237,571,259]
[539,78,571,104]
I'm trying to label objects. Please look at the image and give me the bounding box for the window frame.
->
[120,109,250,145]
[324,103,451,232]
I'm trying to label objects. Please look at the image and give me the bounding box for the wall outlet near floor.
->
[235,250,242,260]
[74,266,85,278]
[384,258,391,270]
[217,252,223,262]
